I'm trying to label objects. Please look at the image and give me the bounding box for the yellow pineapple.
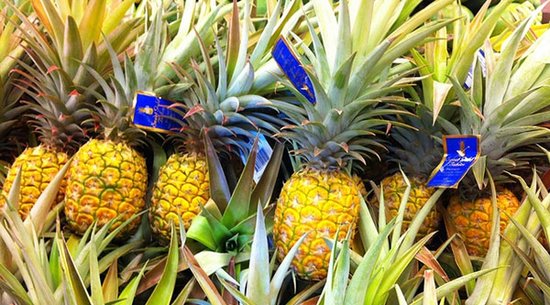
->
[375,110,444,239]
[275,169,360,280]
[150,151,209,237]
[0,0,142,218]
[64,139,147,234]
[64,22,153,234]
[272,0,452,280]
[149,1,285,240]
[379,175,439,238]
[2,147,69,217]
[445,20,550,257]
[447,188,520,257]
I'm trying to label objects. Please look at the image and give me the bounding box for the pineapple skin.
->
[378,173,440,238]
[447,187,520,257]
[352,174,368,198]
[64,139,147,235]
[1,145,68,218]
[149,152,209,240]
[273,168,361,281]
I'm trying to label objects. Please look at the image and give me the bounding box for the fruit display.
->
[1,0,550,304]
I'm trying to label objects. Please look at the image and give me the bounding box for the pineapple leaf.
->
[250,142,284,211]
[78,0,106,51]
[102,0,134,36]
[312,0,338,73]
[182,246,227,305]
[410,268,500,305]
[221,137,258,228]
[58,234,94,305]
[145,225,179,305]
[63,16,84,78]
[484,8,540,117]
[226,0,241,83]
[89,241,104,305]
[118,264,147,305]
[102,261,119,303]
[246,205,270,304]
[204,133,230,210]
[0,263,33,305]
[344,218,396,304]
[448,0,513,83]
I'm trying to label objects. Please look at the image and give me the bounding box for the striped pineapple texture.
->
[149,152,210,240]
[274,168,360,280]
[1,145,68,218]
[448,188,520,257]
[64,139,147,235]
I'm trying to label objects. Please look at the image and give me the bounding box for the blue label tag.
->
[427,135,480,188]
[132,92,185,133]
[272,37,316,104]
[464,49,487,90]
[239,133,273,183]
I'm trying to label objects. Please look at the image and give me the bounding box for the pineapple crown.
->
[0,2,30,158]
[386,107,443,180]
[77,0,228,147]
[446,9,550,189]
[159,0,305,157]
[410,0,517,121]
[6,0,144,153]
[276,0,454,169]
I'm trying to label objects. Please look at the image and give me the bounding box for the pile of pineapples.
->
[1,0,550,304]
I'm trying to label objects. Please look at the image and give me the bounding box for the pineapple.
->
[376,110,443,239]
[63,102,148,234]
[273,0,454,280]
[445,12,550,257]
[394,0,526,251]
[447,187,520,256]
[63,0,224,234]
[149,0,288,240]
[0,0,142,218]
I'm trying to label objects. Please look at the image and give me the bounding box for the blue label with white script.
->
[272,37,316,104]
[427,135,480,188]
[239,132,273,183]
[464,49,486,90]
[132,92,185,133]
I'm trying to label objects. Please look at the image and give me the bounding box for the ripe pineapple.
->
[376,110,443,239]
[446,14,550,257]
[63,2,178,234]
[448,187,520,256]
[149,0,285,240]
[63,0,230,235]
[64,133,147,235]
[0,0,142,218]
[273,0,454,280]
[150,144,209,237]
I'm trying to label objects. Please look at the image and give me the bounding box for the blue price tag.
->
[132,92,185,133]
[427,135,480,188]
[272,37,316,104]
[239,133,273,183]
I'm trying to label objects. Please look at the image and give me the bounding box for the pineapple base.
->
[273,167,361,281]
[447,187,520,257]
[1,145,68,219]
[149,152,209,241]
[64,139,147,235]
